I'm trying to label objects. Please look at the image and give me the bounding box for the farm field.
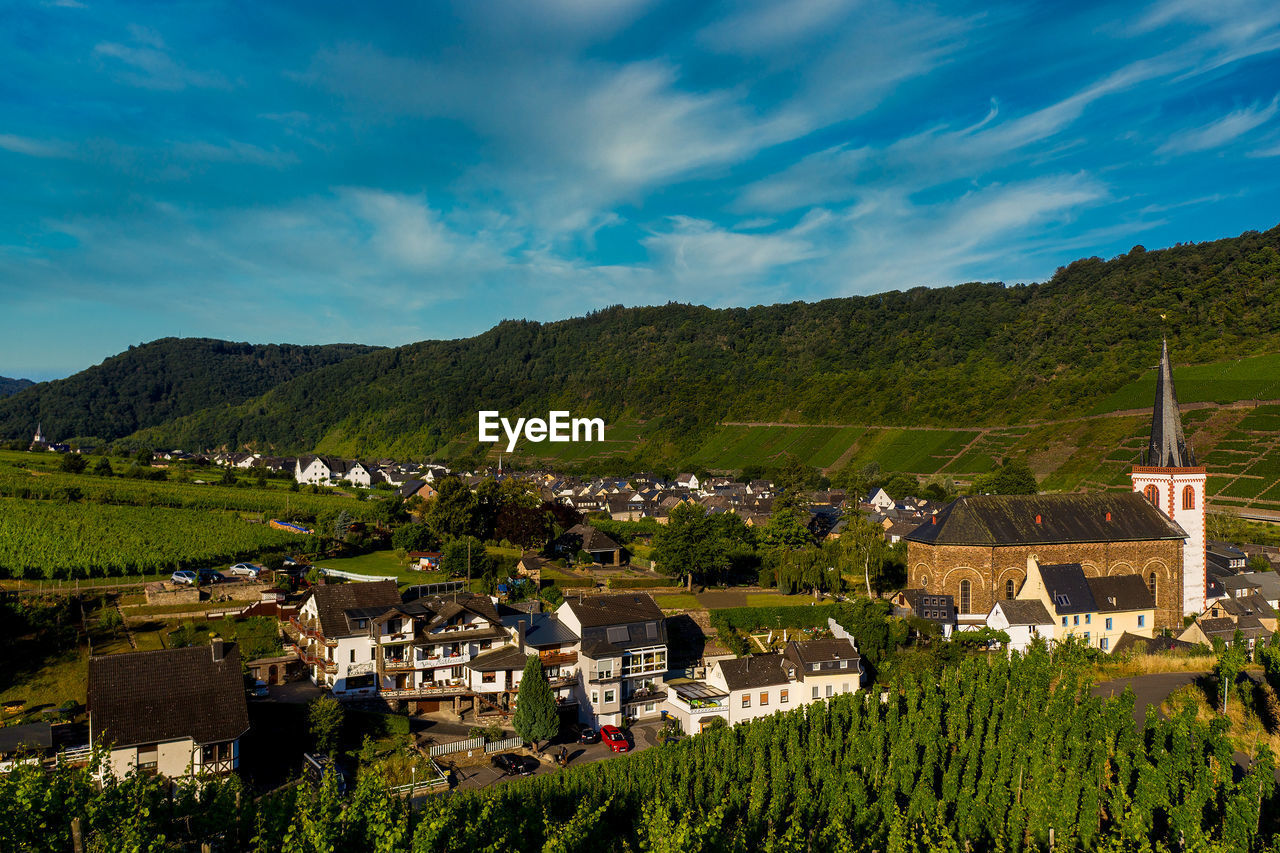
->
[0,498,303,579]
[1089,352,1280,413]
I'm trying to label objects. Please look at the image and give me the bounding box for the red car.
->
[600,725,631,753]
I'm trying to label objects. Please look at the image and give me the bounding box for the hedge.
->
[709,603,843,633]
[541,569,593,589]
[606,577,682,590]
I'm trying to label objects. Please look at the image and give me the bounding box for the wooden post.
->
[71,818,84,853]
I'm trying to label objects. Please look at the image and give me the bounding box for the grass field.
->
[317,550,448,585]
[1090,353,1280,413]
[654,593,700,609]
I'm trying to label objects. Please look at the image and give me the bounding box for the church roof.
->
[1144,339,1197,467]
[905,492,1187,547]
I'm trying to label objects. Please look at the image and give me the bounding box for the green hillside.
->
[0,338,380,444]
[0,377,34,398]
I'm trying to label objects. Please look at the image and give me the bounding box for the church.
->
[905,340,1207,630]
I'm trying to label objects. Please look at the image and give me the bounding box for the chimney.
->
[1034,514,1042,524]
[210,635,225,662]
[516,620,527,653]
[1105,511,1112,522]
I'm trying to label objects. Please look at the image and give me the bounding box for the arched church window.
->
[959,580,972,614]
[1148,573,1157,599]
[1182,485,1195,510]
[1143,484,1159,505]
[1005,579,1015,600]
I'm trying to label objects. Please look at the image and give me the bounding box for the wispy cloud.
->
[1158,96,1279,155]
[94,28,231,90]
[0,134,69,158]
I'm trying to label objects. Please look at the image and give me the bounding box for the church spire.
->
[1145,338,1196,467]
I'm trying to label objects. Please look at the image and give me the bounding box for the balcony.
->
[381,681,470,699]
[382,658,416,673]
[549,670,579,689]
[540,651,578,667]
[378,632,414,645]
[416,650,472,666]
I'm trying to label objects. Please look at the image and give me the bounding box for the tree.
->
[1214,633,1248,713]
[841,514,888,595]
[308,695,344,755]
[513,655,559,751]
[391,523,440,553]
[91,456,113,477]
[1248,555,1273,573]
[60,453,87,474]
[969,459,1037,495]
[653,502,729,587]
[426,477,479,540]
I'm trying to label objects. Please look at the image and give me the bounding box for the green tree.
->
[60,453,87,474]
[391,523,440,553]
[308,695,344,754]
[426,477,479,540]
[653,502,729,587]
[513,654,559,750]
[842,513,888,595]
[1214,633,1248,713]
[91,456,113,477]
[1248,554,1272,573]
[969,459,1037,495]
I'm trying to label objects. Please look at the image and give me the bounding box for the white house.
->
[556,594,669,727]
[985,599,1055,653]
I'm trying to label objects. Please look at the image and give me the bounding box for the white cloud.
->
[94,32,230,91]
[0,134,69,158]
[1157,96,1279,155]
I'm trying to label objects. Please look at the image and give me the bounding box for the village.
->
[4,342,1280,809]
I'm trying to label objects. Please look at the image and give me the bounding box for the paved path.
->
[1090,671,1205,723]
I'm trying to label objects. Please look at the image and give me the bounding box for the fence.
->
[483,736,524,754]
[388,759,449,795]
[317,567,399,583]
[428,736,485,758]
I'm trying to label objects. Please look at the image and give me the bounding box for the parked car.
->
[197,569,224,584]
[491,753,539,777]
[303,752,347,793]
[600,725,631,753]
[577,726,600,745]
[247,680,269,699]
[228,563,261,578]
[171,570,197,585]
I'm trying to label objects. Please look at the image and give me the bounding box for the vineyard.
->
[0,498,306,578]
[0,460,382,523]
[4,652,1276,851]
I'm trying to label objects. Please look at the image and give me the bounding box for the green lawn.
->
[315,550,443,585]
[744,593,824,607]
[654,593,700,609]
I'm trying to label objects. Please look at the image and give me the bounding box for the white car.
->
[228,563,261,578]
[171,570,197,585]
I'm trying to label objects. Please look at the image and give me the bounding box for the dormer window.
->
[1054,593,1070,607]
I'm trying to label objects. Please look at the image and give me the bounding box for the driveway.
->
[1090,671,1206,723]
[442,721,663,793]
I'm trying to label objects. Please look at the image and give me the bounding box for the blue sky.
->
[3,0,1280,380]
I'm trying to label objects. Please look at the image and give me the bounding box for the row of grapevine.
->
[2,651,1276,851]
[0,464,382,523]
[0,498,308,578]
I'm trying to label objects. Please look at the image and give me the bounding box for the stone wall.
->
[908,538,1185,629]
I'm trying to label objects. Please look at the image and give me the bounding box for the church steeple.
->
[1145,338,1196,468]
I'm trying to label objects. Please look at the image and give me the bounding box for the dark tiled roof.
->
[88,644,250,750]
[467,645,530,672]
[783,639,859,669]
[1087,575,1155,612]
[558,524,622,554]
[501,612,579,647]
[992,599,1055,625]
[905,493,1187,547]
[309,580,401,638]
[718,654,792,691]
[565,593,664,628]
[1212,593,1277,620]
[1039,563,1096,615]
[1111,632,1198,655]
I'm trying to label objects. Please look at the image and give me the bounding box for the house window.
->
[825,685,833,698]
[1084,632,1090,643]
[202,741,233,767]
[644,702,655,713]
[959,580,971,614]
[1144,484,1159,505]
[1183,486,1195,510]
[1101,638,1109,651]
[604,689,615,704]
[760,692,769,706]
[591,691,599,705]
[1105,618,1113,631]
[482,671,496,684]
[742,695,751,708]
[370,648,376,660]
[780,689,789,704]
[1073,615,1080,626]
[137,744,158,772]
[842,683,849,693]
[1061,616,1068,627]
[1137,615,1146,628]
[597,662,614,679]
[812,686,820,700]
[1005,579,1015,600]
[1085,614,1091,625]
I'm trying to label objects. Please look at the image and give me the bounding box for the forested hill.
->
[116,223,1280,462]
[0,377,34,399]
[0,339,379,443]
